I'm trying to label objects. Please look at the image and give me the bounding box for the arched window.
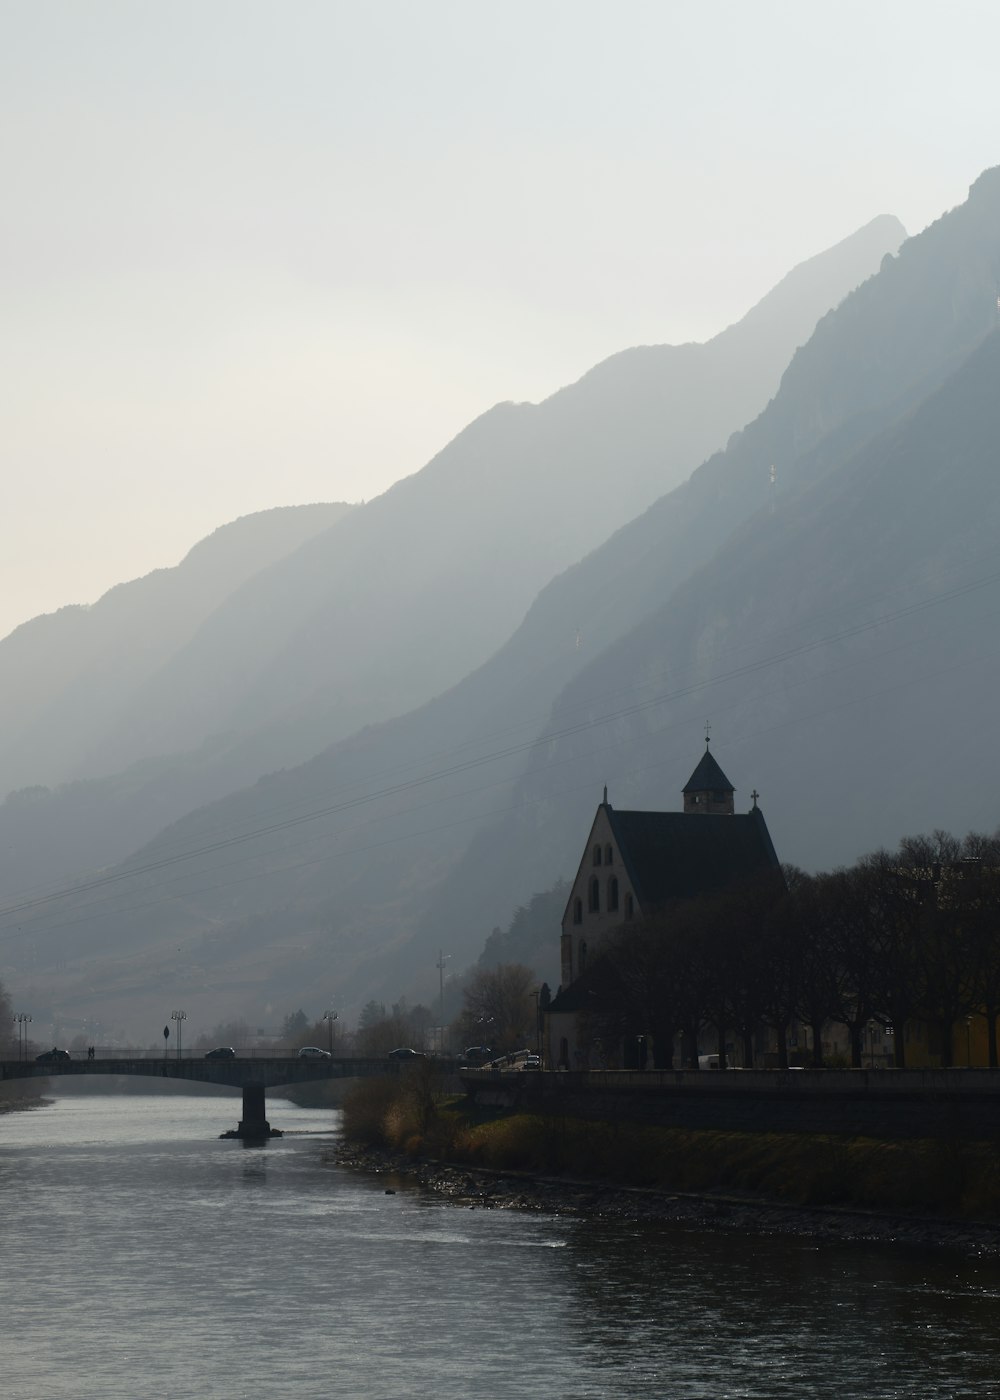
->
[608,877,619,912]
[572,897,583,926]
[588,876,600,912]
[592,845,602,867]
[605,844,613,865]
[624,893,634,920]
[579,939,588,974]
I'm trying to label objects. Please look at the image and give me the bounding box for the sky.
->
[2,0,999,641]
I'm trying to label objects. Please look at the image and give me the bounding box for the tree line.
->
[584,829,1000,1071]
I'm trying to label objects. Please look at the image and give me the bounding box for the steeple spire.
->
[683,739,735,815]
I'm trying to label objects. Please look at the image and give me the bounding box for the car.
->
[297,1046,332,1059]
[463,1045,493,1066]
[387,1047,425,1060]
[204,1046,236,1060]
[35,1048,72,1063]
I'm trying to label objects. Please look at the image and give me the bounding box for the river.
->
[3,1093,1000,1399]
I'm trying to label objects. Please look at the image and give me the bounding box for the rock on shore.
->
[327,1143,1000,1257]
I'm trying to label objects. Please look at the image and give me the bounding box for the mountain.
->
[0,504,353,795]
[1,207,937,1037]
[46,216,906,794]
[0,215,903,908]
[404,172,1000,984]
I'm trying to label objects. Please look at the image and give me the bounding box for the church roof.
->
[605,806,779,910]
[682,745,735,794]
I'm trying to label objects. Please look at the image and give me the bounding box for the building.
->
[546,743,781,1069]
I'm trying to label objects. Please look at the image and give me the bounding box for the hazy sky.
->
[2,0,998,640]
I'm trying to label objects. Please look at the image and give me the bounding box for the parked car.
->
[35,1048,71,1063]
[297,1046,332,1059]
[204,1046,236,1060]
[463,1045,493,1066]
[387,1047,425,1060]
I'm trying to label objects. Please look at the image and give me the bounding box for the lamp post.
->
[15,1012,31,1063]
[323,1010,338,1057]
[171,1009,186,1059]
[436,950,449,1054]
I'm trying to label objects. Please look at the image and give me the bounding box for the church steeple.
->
[682,737,735,815]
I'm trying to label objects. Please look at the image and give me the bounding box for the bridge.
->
[0,1053,424,1139]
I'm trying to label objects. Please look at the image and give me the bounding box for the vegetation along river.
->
[3,1093,1000,1399]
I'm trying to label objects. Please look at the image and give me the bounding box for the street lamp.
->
[323,1010,338,1057]
[436,950,450,1054]
[15,1013,31,1063]
[171,1010,187,1059]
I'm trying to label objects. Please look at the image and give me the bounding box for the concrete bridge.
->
[0,1053,419,1139]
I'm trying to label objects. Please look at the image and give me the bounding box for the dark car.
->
[463,1045,493,1066]
[204,1046,236,1060]
[387,1047,425,1060]
[36,1048,72,1064]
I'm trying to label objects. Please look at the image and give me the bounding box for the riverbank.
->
[334,1075,1000,1254]
[328,1140,1000,1256]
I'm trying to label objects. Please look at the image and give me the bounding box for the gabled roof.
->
[682,745,735,794]
[606,805,779,911]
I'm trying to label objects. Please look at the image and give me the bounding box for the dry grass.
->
[340,1076,1000,1219]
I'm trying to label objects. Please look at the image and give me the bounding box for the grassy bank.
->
[341,1070,1000,1221]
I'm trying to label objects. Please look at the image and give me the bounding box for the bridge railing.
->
[17,1047,338,1062]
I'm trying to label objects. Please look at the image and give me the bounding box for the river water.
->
[3,1094,1000,1399]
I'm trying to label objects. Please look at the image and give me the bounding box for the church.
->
[545,742,781,1069]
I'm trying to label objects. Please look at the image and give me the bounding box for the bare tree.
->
[455,963,536,1052]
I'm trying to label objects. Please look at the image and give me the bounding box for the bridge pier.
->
[222,1082,282,1141]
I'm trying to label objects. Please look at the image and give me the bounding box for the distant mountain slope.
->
[11,202,968,1034]
[71,214,904,788]
[0,214,902,912]
[398,170,1000,984]
[0,504,353,795]
[472,323,1000,918]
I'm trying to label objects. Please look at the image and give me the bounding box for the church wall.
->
[561,807,637,986]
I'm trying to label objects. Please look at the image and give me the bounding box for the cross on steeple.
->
[751,789,760,809]
[704,720,711,747]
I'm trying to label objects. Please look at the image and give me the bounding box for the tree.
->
[816,868,884,1067]
[590,912,694,1069]
[455,963,536,1052]
[790,875,843,1067]
[355,1010,417,1058]
[962,833,1000,1067]
[358,1000,387,1031]
[0,978,14,1055]
[195,1018,256,1051]
[281,1010,309,1042]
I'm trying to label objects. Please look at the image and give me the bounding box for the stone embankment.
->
[328,1143,1000,1257]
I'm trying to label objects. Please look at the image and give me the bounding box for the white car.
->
[297,1046,332,1059]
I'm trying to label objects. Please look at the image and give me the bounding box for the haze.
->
[2,0,998,640]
